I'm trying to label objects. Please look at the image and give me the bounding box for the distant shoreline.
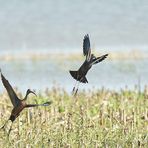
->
[0,49,148,61]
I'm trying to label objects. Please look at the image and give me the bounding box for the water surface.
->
[0,58,147,93]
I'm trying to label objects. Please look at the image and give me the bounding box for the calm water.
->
[0,58,147,93]
[0,0,148,51]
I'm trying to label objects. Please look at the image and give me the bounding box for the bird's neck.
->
[24,92,29,100]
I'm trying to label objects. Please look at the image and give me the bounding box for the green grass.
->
[0,87,148,147]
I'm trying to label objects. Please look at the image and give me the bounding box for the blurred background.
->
[0,0,148,93]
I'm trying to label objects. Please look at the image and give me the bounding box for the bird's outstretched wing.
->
[92,54,108,65]
[1,72,20,107]
[83,34,91,61]
[26,101,52,107]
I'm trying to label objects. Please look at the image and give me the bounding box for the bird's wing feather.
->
[26,101,52,107]
[92,54,108,64]
[83,34,91,61]
[1,73,20,107]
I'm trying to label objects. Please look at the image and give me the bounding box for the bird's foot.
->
[0,124,8,135]
[74,88,78,97]
[7,128,12,137]
[72,87,75,94]
[0,124,6,131]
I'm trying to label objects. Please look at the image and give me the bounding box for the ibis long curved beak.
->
[30,91,37,97]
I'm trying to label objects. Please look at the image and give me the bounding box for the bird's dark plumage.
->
[69,70,88,83]
[26,101,52,107]
[0,70,51,135]
[69,34,108,95]
[83,34,91,61]
[1,73,20,107]
[91,54,108,65]
[69,53,108,84]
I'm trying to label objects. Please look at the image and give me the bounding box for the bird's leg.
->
[74,77,84,96]
[0,120,9,131]
[7,122,13,137]
[74,82,80,96]
[72,80,78,94]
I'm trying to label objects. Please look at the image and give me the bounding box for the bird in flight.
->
[69,34,108,96]
[0,70,51,136]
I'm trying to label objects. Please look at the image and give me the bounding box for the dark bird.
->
[0,70,51,136]
[69,34,108,95]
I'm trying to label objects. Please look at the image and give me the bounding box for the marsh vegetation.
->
[0,87,147,147]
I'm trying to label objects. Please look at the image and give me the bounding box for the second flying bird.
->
[69,34,108,95]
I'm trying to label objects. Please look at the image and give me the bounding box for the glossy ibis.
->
[69,34,108,95]
[0,70,51,136]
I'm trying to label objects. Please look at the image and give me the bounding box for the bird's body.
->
[70,55,93,83]
[0,71,51,135]
[79,57,92,75]
[9,101,26,122]
[69,34,108,95]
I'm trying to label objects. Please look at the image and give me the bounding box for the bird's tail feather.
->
[79,76,88,83]
[69,70,78,81]
[69,70,88,83]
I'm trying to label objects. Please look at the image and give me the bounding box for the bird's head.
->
[27,89,37,96]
